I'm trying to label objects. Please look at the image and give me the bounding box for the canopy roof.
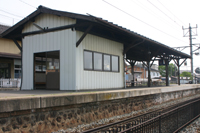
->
[1,6,191,61]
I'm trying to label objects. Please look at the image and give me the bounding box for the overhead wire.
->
[0,9,24,18]
[131,0,182,32]
[19,0,37,9]
[0,13,21,25]
[0,13,21,20]
[102,0,188,44]
[147,0,182,27]
[156,0,186,26]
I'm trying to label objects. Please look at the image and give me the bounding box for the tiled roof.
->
[0,24,10,34]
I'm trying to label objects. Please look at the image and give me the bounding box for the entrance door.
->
[34,51,60,90]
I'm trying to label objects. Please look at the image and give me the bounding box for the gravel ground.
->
[179,117,200,133]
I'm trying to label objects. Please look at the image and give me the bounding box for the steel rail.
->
[173,113,200,133]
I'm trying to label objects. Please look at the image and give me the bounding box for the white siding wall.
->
[22,14,76,90]
[76,32,124,90]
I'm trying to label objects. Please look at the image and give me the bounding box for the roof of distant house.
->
[0,24,10,34]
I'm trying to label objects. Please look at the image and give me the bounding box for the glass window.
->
[0,63,10,78]
[14,70,21,78]
[104,54,110,71]
[112,56,119,72]
[83,50,119,73]
[84,51,93,69]
[94,52,102,70]
[47,58,54,70]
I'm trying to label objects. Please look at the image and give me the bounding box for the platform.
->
[0,84,200,113]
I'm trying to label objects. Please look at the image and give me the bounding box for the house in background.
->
[126,63,161,82]
[1,6,190,90]
[0,24,21,79]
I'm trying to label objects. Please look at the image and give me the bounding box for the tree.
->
[180,71,192,79]
[158,63,178,77]
[158,65,166,77]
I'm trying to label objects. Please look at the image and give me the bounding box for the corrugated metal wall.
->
[22,14,76,90]
[76,31,124,90]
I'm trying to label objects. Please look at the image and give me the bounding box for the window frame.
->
[103,54,111,71]
[93,52,103,71]
[83,50,93,70]
[83,50,120,72]
[111,55,119,72]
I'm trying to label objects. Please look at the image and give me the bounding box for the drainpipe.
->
[124,54,126,88]
[20,38,23,90]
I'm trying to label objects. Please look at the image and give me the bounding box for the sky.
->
[0,0,200,72]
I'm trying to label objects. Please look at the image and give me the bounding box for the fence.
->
[0,78,21,88]
[119,98,200,133]
[126,81,166,87]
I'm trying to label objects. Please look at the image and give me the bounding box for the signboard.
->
[159,60,168,66]
[159,60,165,66]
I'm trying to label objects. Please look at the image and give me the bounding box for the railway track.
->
[82,97,200,133]
[173,114,200,133]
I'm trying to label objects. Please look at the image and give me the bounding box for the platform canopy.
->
[1,5,191,61]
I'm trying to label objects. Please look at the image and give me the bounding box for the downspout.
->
[20,38,23,90]
[124,54,126,89]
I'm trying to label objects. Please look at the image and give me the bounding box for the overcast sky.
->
[0,0,200,72]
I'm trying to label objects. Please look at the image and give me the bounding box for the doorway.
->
[34,51,60,90]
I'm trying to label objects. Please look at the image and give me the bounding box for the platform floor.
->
[0,84,194,98]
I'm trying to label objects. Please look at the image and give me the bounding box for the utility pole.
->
[182,24,198,83]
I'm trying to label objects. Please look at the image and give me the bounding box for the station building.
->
[1,6,190,91]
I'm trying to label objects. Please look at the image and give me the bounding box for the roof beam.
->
[180,58,187,66]
[12,38,22,51]
[123,39,145,54]
[76,24,93,47]
[8,23,90,38]
[33,23,45,31]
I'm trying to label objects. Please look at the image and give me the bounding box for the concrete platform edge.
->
[0,84,200,113]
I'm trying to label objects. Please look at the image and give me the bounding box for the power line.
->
[156,0,186,26]
[131,0,182,32]
[147,0,182,27]
[0,13,21,20]
[19,0,36,9]
[102,0,187,44]
[0,9,24,18]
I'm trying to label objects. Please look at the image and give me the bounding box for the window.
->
[84,50,119,72]
[94,52,102,70]
[84,51,93,70]
[0,63,11,78]
[104,55,111,71]
[111,56,119,72]
[14,64,21,78]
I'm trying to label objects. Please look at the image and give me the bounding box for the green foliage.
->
[158,63,178,77]
[158,65,166,77]
[180,71,192,79]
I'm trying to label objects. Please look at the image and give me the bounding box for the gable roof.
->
[1,5,191,60]
[0,24,10,34]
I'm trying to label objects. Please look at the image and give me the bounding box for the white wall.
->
[146,71,161,78]
[22,14,76,90]
[76,32,124,90]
